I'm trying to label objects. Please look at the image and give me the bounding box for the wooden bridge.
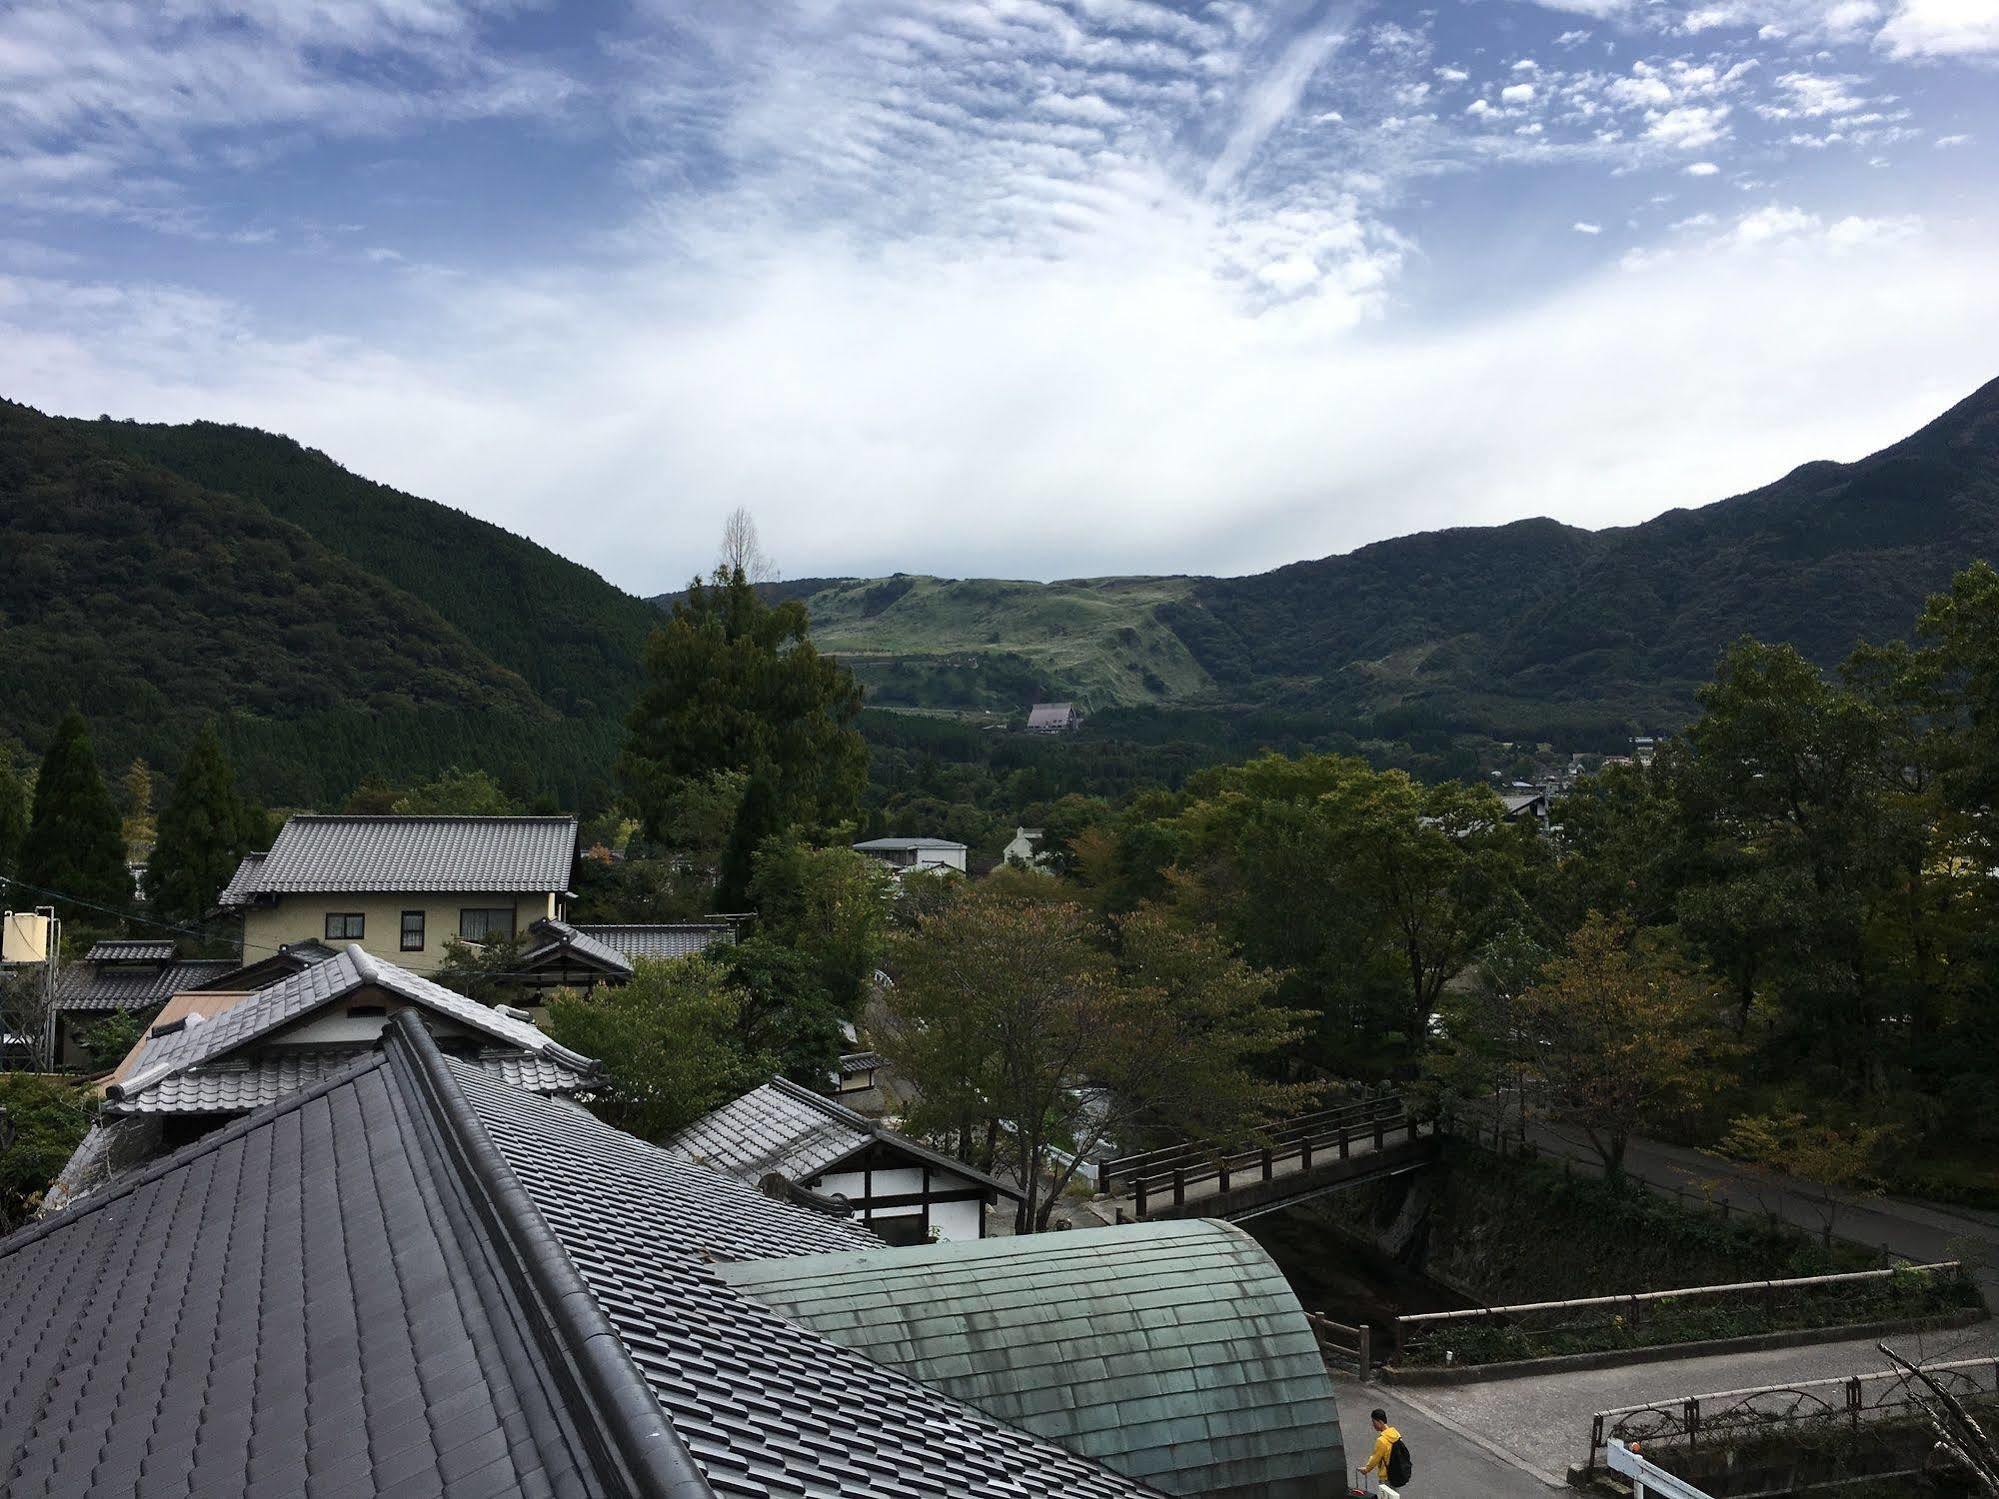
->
[1096,1093,1439,1223]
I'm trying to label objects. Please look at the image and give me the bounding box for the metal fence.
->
[1587,1355,1999,1471]
[1393,1261,1971,1365]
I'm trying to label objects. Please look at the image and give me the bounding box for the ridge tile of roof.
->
[0,1037,666,1499]
[454,1062,1155,1498]
[665,1076,1019,1199]
[221,814,579,899]
[108,945,596,1103]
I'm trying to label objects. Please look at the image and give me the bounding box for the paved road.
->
[1332,1373,1561,1497]
[1403,1321,1999,1485]
[1513,1118,1999,1302]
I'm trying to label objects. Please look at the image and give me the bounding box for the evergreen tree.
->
[144,723,258,927]
[619,568,865,874]
[0,748,27,876]
[20,711,131,921]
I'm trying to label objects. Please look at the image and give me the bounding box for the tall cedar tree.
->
[20,711,131,921]
[620,568,865,904]
[144,723,260,928]
[0,748,27,875]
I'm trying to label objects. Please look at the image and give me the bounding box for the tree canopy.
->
[20,710,130,924]
[143,722,263,930]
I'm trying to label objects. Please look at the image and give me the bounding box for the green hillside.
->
[0,402,627,805]
[76,415,658,721]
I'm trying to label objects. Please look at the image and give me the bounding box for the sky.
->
[2,1,1996,592]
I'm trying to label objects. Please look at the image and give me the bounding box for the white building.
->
[851,836,968,874]
[666,1077,1019,1243]
[1002,827,1054,872]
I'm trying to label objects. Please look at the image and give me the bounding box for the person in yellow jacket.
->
[1361,1408,1407,1495]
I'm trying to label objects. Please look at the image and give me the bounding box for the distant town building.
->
[513,915,739,1000]
[852,836,968,874]
[46,941,240,1070]
[1500,790,1551,826]
[1632,735,1658,767]
[1003,826,1054,872]
[215,814,578,973]
[1025,701,1083,733]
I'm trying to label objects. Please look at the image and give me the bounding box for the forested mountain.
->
[3,376,1994,811]
[789,375,1999,742]
[0,401,632,805]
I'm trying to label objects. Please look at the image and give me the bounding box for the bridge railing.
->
[1098,1093,1419,1214]
[1585,1354,1999,1472]
[1392,1260,1971,1366]
[1304,1311,1374,1381]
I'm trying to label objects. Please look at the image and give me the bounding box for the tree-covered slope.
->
[0,401,623,805]
[1167,373,1999,730]
[77,415,659,720]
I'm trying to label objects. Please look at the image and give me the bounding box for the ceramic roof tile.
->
[574,925,738,960]
[219,816,578,900]
[717,1222,1347,1497]
[103,1047,591,1115]
[0,1053,614,1499]
[454,1064,1157,1499]
[51,959,241,1012]
[80,940,177,963]
[109,946,595,1103]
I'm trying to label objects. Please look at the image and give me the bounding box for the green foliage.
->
[0,747,26,875]
[717,937,847,1086]
[21,710,130,921]
[76,1009,149,1072]
[876,889,1314,1230]
[620,568,866,901]
[0,1073,94,1231]
[429,934,533,1008]
[546,957,766,1141]
[745,835,895,1017]
[390,766,520,816]
[144,722,262,928]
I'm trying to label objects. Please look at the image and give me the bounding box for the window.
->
[400,910,426,952]
[459,907,516,943]
[325,913,364,941]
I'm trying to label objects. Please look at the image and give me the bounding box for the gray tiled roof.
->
[574,923,738,960]
[187,940,339,992]
[217,814,578,902]
[104,1046,592,1115]
[720,1220,1348,1497]
[216,851,265,906]
[81,940,177,963]
[0,1048,666,1499]
[666,1077,1017,1198]
[852,836,967,852]
[109,945,596,1103]
[51,958,241,1013]
[457,1062,1155,1499]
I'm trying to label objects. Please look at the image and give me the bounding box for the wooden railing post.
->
[1358,1325,1372,1383]
[1218,1157,1231,1194]
[1261,1146,1274,1182]
[1300,1136,1313,1171]
[1338,1124,1349,1160]
[1173,1167,1185,1208]
[1135,1176,1148,1217]
[1373,1111,1386,1151]
[1097,1160,1110,1194]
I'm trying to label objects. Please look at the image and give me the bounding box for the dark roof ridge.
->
[382,1010,712,1499]
[761,1076,1020,1199]
[2,1052,389,1256]
[285,813,580,823]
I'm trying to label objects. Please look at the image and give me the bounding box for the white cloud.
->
[1685,159,1723,173]
[1502,82,1539,103]
[4,211,1988,588]
[1573,220,1604,232]
[1434,66,1470,81]
[1935,132,1972,145]
[1647,104,1732,147]
[1877,0,1999,56]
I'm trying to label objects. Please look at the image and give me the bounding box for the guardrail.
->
[1393,1261,1969,1365]
[1587,1354,1999,1471]
[1305,1311,1374,1381]
[1098,1094,1416,1215]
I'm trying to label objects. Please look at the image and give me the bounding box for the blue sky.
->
[2,0,1995,590]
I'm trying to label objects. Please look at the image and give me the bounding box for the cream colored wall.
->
[241,891,555,974]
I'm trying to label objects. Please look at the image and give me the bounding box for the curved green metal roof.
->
[717,1217,1347,1499]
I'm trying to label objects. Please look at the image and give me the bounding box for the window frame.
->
[458,907,517,943]
[400,910,426,952]
[324,912,365,941]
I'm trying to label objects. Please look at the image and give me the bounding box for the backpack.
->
[1386,1438,1413,1488]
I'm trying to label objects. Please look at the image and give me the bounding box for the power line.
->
[0,873,278,956]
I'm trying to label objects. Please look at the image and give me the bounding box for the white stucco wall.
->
[813,1162,988,1241]
[241,891,557,973]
